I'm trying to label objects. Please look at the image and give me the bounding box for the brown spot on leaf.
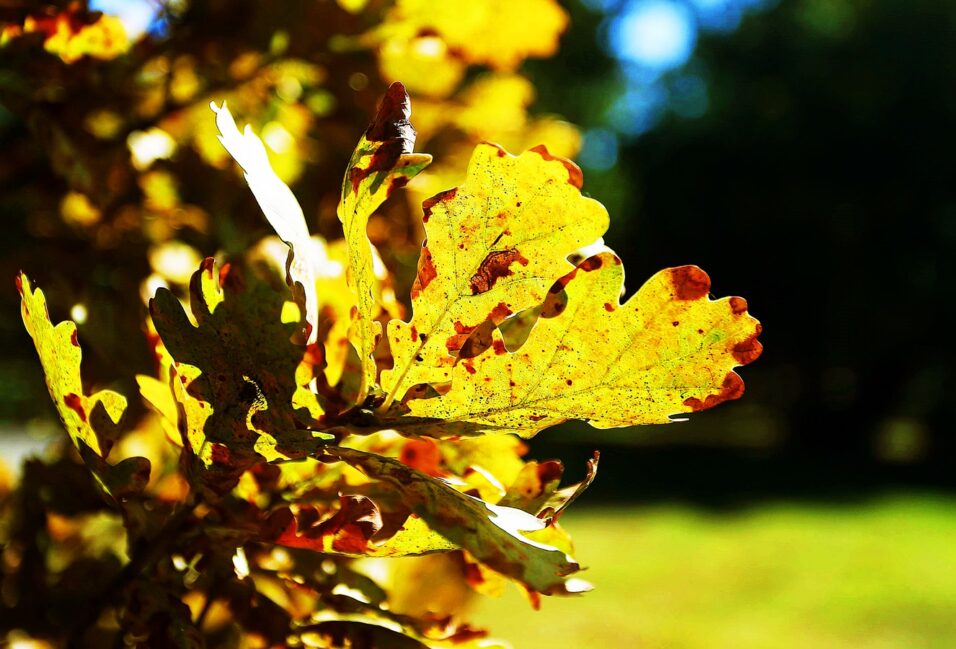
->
[410,325,418,342]
[529,414,547,421]
[422,187,457,223]
[489,301,513,322]
[70,329,79,346]
[537,460,564,485]
[211,443,231,465]
[463,361,476,375]
[63,393,86,422]
[201,256,215,277]
[603,303,615,312]
[14,273,23,296]
[410,245,437,300]
[683,372,745,412]
[578,255,604,272]
[729,296,748,315]
[492,339,507,355]
[529,144,584,189]
[388,175,410,197]
[670,266,711,300]
[732,324,764,365]
[469,249,529,295]
[672,321,680,327]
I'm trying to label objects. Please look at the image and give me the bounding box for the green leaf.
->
[316,447,587,595]
[339,82,431,403]
[17,273,150,500]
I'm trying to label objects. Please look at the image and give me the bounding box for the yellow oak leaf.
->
[338,83,430,403]
[388,0,568,70]
[408,252,763,436]
[381,143,608,408]
[18,273,149,499]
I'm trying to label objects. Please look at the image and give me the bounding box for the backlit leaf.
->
[149,259,330,492]
[409,252,763,436]
[381,143,608,407]
[317,447,583,595]
[338,83,431,402]
[18,273,149,500]
[212,101,319,344]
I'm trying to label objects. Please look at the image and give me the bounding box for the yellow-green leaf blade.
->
[409,252,763,436]
[317,447,583,595]
[381,143,608,406]
[18,273,150,498]
[339,82,431,403]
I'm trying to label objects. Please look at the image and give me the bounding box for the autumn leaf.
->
[17,273,150,500]
[339,82,431,403]
[212,101,318,345]
[408,252,763,436]
[381,143,608,408]
[317,447,588,595]
[266,495,458,558]
[149,259,330,492]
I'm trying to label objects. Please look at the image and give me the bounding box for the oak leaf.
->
[316,447,587,595]
[17,273,149,500]
[148,259,329,492]
[338,82,431,403]
[381,143,608,407]
[408,252,763,436]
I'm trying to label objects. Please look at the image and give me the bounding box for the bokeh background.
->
[1,0,954,647]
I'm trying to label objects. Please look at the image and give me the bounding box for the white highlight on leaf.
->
[210,101,318,342]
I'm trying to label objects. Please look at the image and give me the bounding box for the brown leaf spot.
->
[410,245,437,300]
[578,255,604,272]
[210,443,231,465]
[566,379,573,385]
[683,372,745,412]
[732,324,764,365]
[387,175,410,197]
[14,273,23,296]
[729,296,749,315]
[670,266,711,300]
[366,82,414,148]
[469,249,529,295]
[492,339,507,355]
[463,361,476,375]
[489,301,513,322]
[537,460,564,484]
[529,414,547,421]
[63,393,86,422]
[410,325,418,342]
[201,256,215,278]
[422,187,457,223]
[672,321,680,327]
[529,144,584,189]
[70,328,79,346]
[603,303,615,312]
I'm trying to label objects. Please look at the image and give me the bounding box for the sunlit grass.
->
[472,493,956,649]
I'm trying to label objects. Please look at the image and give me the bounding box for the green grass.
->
[472,493,956,649]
